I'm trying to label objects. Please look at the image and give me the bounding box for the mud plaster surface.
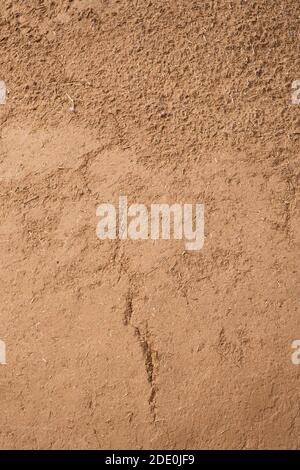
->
[0,0,299,449]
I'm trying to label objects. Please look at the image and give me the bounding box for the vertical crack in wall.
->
[123,289,133,326]
[134,326,158,422]
[123,288,158,422]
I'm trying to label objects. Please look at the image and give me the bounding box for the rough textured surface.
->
[0,0,299,449]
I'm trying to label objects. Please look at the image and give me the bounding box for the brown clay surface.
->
[0,0,299,449]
